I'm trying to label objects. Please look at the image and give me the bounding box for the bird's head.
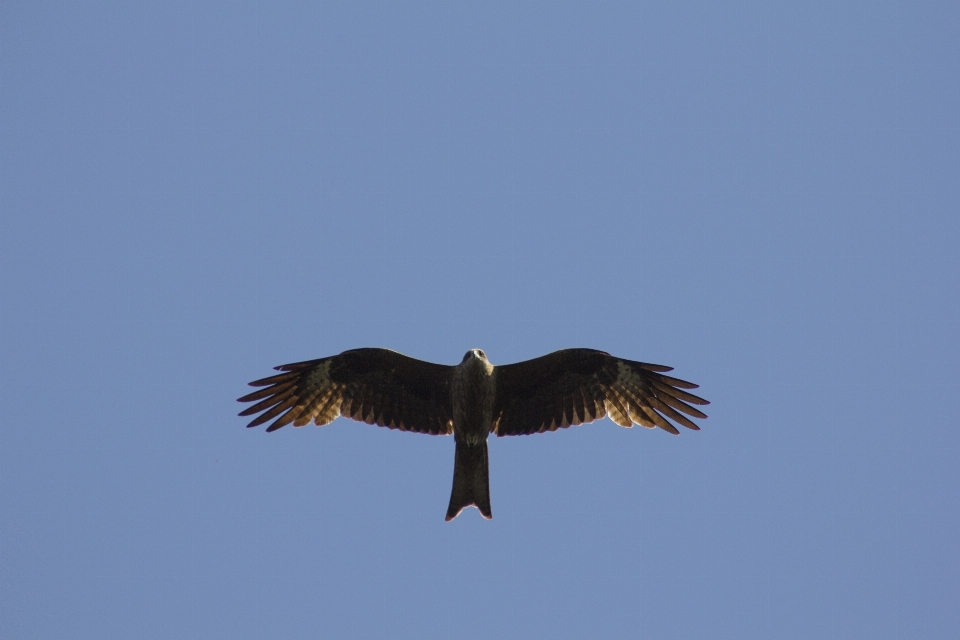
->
[462,349,488,363]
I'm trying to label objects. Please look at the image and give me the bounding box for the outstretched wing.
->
[493,349,708,436]
[238,348,454,435]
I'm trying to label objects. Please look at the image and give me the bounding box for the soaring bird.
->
[238,348,708,521]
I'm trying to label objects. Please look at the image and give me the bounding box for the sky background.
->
[2,2,959,638]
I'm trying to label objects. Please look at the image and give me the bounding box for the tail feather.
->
[445,441,491,521]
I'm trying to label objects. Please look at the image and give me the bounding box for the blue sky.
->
[2,2,958,638]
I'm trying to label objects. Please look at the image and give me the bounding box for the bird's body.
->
[452,350,496,446]
[238,348,708,520]
[448,350,496,519]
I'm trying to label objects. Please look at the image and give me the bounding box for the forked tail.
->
[445,440,492,521]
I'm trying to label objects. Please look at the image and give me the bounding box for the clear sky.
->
[2,2,958,638]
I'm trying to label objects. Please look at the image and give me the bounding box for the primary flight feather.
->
[238,348,708,520]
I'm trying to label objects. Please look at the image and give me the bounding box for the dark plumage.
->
[238,348,709,520]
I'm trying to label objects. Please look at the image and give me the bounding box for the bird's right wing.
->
[238,348,454,435]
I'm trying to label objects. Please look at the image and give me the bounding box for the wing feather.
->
[583,390,603,423]
[605,393,635,427]
[265,405,302,432]
[249,394,299,429]
[494,349,708,436]
[237,387,296,417]
[631,397,679,434]
[248,371,300,387]
[652,373,701,390]
[650,381,709,406]
[237,385,287,403]
[636,363,673,373]
[655,390,709,419]
[558,393,569,428]
[571,387,586,425]
[238,348,454,435]
[647,396,701,431]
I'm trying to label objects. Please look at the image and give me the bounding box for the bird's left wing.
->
[493,349,708,436]
[238,348,454,435]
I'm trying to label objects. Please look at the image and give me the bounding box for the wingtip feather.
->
[637,362,674,373]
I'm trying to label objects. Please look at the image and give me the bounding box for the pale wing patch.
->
[290,361,343,427]
[604,401,632,427]
[239,359,349,431]
[604,390,634,427]
[613,361,673,433]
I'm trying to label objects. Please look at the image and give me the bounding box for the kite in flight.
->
[238,348,708,521]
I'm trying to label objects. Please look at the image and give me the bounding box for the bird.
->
[238,348,708,521]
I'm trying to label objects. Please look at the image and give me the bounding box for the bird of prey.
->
[238,348,708,521]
